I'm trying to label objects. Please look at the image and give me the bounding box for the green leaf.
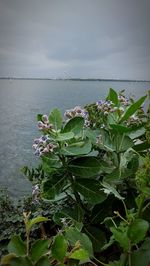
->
[8,235,26,256]
[55,132,74,141]
[35,256,51,266]
[27,216,48,232]
[131,238,150,266]
[1,253,17,265]
[49,108,62,131]
[106,88,119,106]
[42,177,66,201]
[110,226,129,251]
[51,234,68,263]
[84,226,106,253]
[127,218,149,244]
[11,256,33,266]
[101,182,124,200]
[133,141,150,151]
[128,127,146,139]
[63,117,84,135]
[74,179,106,204]
[42,154,62,171]
[61,138,92,156]
[120,95,147,122]
[30,239,50,263]
[37,114,43,121]
[110,124,130,134]
[65,227,93,257]
[69,248,89,262]
[68,157,101,177]
[114,134,134,152]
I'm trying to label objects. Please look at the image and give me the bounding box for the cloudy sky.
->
[0,0,150,80]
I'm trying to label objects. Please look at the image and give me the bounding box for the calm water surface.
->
[0,79,149,198]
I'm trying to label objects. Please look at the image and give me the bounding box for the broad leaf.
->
[128,127,146,139]
[133,141,150,151]
[35,256,51,266]
[11,256,33,266]
[49,108,62,131]
[61,139,92,156]
[110,226,129,251]
[68,157,101,177]
[110,124,130,134]
[120,95,147,122]
[42,177,66,201]
[74,179,107,204]
[55,132,74,141]
[106,88,119,106]
[30,239,50,262]
[51,234,68,263]
[131,238,150,266]
[65,227,93,257]
[27,217,48,232]
[42,154,62,171]
[84,226,106,252]
[101,182,124,200]
[63,117,84,135]
[8,235,26,256]
[127,218,149,244]
[1,253,17,265]
[69,248,89,262]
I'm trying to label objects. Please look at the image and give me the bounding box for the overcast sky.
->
[0,0,150,80]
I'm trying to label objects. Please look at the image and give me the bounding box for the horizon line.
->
[0,77,150,82]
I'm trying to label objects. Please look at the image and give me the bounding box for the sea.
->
[0,79,149,199]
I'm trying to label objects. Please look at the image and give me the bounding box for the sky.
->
[0,0,150,80]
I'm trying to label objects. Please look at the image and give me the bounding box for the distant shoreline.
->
[0,77,150,82]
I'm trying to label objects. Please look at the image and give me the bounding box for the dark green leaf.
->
[84,226,106,252]
[120,95,147,122]
[68,157,101,177]
[37,114,43,121]
[42,154,62,171]
[63,117,84,135]
[65,227,93,257]
[8,235,26,256]
[127,218,149,244]
[30,239,50,263]
[110,124,130,134]
[42,177,66,201]
[106,88,119,106]
[74,179,107,204]
[11,256,33,266]
[49,108,62,131]
[133,141,150,151]
[35,256,51,266]
[101,182,124,200]
[51,234,68,263]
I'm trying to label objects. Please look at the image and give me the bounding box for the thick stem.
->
[26,231,30,256]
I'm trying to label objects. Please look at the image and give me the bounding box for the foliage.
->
[2,88,150,265]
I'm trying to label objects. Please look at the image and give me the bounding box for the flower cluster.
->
[118,95,130,106]
[64,106,90,126]
[96,100,116,115]
[32,135,57,156]
[38,115,53,131]
[126,114,142,126]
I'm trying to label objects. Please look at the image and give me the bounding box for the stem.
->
[137,194,145,218]
[142,201,150,213]
[128,241,132,266]
[93,256,108,266]
[26,231,30,256]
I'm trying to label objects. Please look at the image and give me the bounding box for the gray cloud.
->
[0,0,150,79]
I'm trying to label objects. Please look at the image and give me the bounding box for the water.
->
[0,79,149,198]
